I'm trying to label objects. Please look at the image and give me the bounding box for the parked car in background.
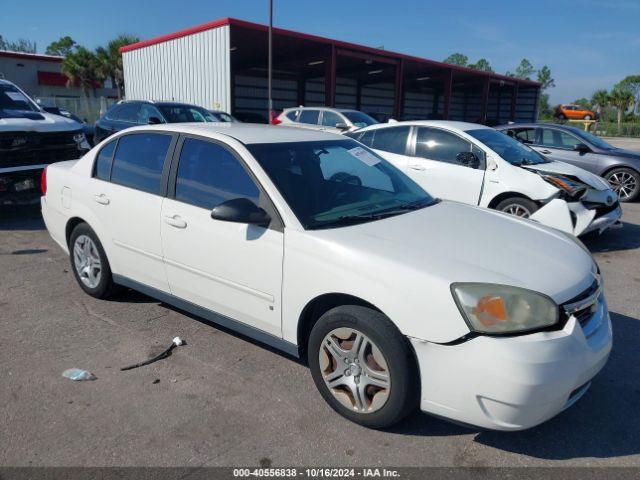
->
[0,79,90,205]
[275,107,378,133]
[207,110,240,122]
[555,104,597,120]
[498,123,640,202]
[42,123,611,431]
[347,121,621,236]
[233,111,268,123]
[41,105,95,146]
[94,100,219,144]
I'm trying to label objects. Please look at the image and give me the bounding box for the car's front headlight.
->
[451,283,559,334]
[539,173,586,198]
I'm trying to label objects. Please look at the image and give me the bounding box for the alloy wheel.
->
[73,235,102,289]
[318,327,390,413]
[502,204,532,218]
[608,171,637,200]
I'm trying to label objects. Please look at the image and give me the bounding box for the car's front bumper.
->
[410,294,612,431]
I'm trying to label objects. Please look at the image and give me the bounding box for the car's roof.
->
[496,122,577,131]
[283,106,361,113]
[358,120,492,132]
[128,123,348,144]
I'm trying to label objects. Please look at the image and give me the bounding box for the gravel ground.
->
[0,204,639,467]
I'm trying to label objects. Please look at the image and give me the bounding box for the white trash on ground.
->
[62,368,97,381]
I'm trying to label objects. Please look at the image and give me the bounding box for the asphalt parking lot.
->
[1,202,639,468]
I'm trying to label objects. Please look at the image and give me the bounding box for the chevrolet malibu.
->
[41,124,611,430]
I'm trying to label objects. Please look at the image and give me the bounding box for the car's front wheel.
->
[584,114,592,120]
[495,197,539,218]
[69,223,118,298]
[605,167,640,202]
[308,305,418,428]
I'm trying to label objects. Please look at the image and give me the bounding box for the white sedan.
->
[42,123,611,430]
[346,121,622,236]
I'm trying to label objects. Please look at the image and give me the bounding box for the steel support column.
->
[510,83,519,121]
[325,45,336,107]
[393,59,404,120]
[442,69,453,120]
[479,78,491,124]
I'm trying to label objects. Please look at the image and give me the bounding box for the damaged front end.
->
[529,171,622,236]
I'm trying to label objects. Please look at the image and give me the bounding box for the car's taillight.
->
[270,110,282,125]
[40,167,47,196]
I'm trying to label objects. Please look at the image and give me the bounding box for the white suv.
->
[42,123,611,430]
[275,107,378,133]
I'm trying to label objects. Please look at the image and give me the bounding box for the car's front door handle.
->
[163,215,187,229]
[540,149,552,154]
[409,164,427,171]
[93,193,110,205]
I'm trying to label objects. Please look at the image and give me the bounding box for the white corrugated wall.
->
[122,25,231,112]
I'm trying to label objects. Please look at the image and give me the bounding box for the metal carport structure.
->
[121,17,540,124]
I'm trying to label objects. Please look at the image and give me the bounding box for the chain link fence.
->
[35,96,117,124]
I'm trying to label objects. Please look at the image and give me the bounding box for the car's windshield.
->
[209,111,235,122]
[158,105,217,123]
[342,111,378,128]
[467,128,550,165]
[567,126,614,150]
[0,84,39,112]
[247,139,435,229]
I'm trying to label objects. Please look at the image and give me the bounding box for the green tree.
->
[45,36,76,56]
[61,46,104,96]
[574,98,591,108]
[591,89,611,120]
[469,58,493,72]
[443,53,468,67]
[619,75,640,114]
[536,65,555,90]
[96,34,139,99]
[507,58,535,80]
[608,83,634,125]
[538,93,553,119]
[0,35,36,53]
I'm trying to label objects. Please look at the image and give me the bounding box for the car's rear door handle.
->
[163,215,187,229]
[409,164,427,171]
[93,193,110,205]
[540,149,552,154]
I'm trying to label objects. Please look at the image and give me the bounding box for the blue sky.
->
[2,0,638,103]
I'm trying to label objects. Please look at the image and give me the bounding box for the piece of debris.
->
[152,379,160,384]
[120,337,186,372]
[62,368,97,381]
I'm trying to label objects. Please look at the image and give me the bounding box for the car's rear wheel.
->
[495,197,539,218]
[69,223,118,298]
[308,305,418,429]
[584,114,592,120]
[605,167,640,202]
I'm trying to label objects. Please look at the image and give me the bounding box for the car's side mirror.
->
[148,116,163,125]
[574,143,590,153]
[211,197,271,227]
[335,122,350,131]
[456,152,480,169]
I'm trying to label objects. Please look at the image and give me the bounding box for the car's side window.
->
[115,104,140,123]
[358,130,375,147]
[370,126,411,155]
[514,128,536,144]
[415,127,481,167]
[298,109,320,125]
[321,110,343,127]
[94,140,117,181]
[138,104,162,124]
[175,138,260,210]
[540,129,579,149]
[110,133,172,194]
[104,105,122,121]
[285,110,299,121]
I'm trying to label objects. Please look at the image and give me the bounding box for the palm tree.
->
[96,34,139,99]
[62,46,103,95]
[590,89,610,118]
[609,84,634,126]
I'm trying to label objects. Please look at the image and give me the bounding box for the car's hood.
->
[610,148,640,161]
[316,201,596,305]
[0,111,79,132]
[522,160,611,190]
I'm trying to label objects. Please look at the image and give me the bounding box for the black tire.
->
[68,222,118,298]
[495,197,539,218]
[604,167,640,202]
[308,305,419,429]
[584,115,592,120]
